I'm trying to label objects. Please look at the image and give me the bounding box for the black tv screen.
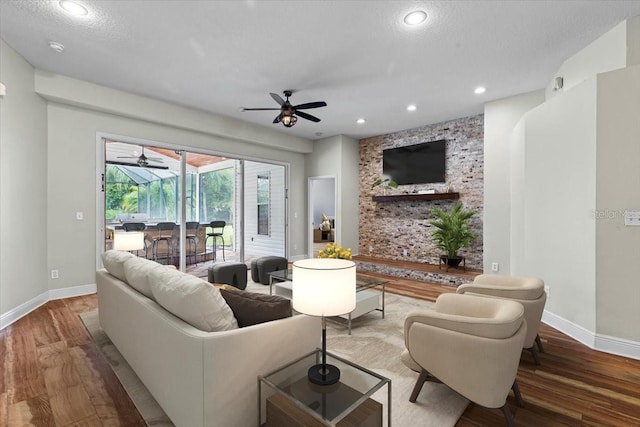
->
[383,140,446,185]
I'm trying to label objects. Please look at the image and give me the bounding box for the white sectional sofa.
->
[96,251,319,427]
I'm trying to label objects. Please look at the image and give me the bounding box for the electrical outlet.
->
[403,248,408,256]
[51,269,59,279]
[76,211,84,220]
[544,285,550,299]
[491,262,499,272]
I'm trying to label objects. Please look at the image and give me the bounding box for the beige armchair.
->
[457,274,546,364]
[402,293,527,426]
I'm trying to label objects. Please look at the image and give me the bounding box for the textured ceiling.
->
[1,0,640,140]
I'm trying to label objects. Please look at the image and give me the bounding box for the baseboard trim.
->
[0,284,97,330]
[595,334,640,360]
[0,291,49,330]
[543,309,640,360]
[49,283,97,301]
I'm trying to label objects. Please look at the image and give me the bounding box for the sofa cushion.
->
[219,288,291,327]
[149,267,238,332]
[102,250,135,282]
[123,256,163,299]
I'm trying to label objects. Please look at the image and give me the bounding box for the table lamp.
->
[293,258,356,386]
[113,231,145,252]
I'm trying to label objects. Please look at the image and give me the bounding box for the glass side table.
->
[258,349,391,426]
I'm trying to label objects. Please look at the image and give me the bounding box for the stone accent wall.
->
[359,114,484,269]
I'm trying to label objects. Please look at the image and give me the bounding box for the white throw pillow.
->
[102,250,135,282]
[149,267,238,332]
[123,256,163,299]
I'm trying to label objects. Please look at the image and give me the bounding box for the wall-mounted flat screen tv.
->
[383,139,446,185]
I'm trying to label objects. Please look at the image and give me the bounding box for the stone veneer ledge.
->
[359,114,484,270]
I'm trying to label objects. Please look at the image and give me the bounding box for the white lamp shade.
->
[292,258,356,317]
[113,231,145,251]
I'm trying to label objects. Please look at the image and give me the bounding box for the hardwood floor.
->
[1,273,639,426]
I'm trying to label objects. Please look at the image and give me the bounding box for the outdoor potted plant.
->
[428,201,476,267]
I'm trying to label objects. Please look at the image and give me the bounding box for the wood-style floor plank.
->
[3,279,640,427]
[6,317,48,404]
[7,394,55,427]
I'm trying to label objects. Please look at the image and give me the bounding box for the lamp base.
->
[308,363,340,386]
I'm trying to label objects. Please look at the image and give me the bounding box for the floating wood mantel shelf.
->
[372,192,460,202]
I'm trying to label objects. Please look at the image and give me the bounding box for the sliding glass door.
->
[101,139,286,274]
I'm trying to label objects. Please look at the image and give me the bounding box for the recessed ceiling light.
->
[59,0,88,16]
[404,10,427,26]
[356,118,366,124]
[474,87,486,94]
[407,105,417,112]
[48,41,65,53]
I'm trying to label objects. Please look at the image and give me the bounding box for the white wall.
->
[545,19,628,99]
[306,135,360,254]
[483,90,544,273]
[338,135,360,255]
[595,65,640,342]
[513,79,598,332]
[0,40,48,315]
[484,16,640,357]
[46,102,308,290]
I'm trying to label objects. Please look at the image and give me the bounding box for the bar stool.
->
[152,222,176,264]
[122,222,147,257]
[206,220,226,262]
[185,221,200,265]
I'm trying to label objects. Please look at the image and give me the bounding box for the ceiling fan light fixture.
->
[282,110,297,127]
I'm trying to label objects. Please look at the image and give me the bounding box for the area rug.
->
[80,281,469,426]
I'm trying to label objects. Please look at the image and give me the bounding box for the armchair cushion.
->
[405,294,524,340]
[459,274,544,300]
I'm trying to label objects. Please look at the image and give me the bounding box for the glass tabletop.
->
[259,349,390,425]
[269,269,388,291]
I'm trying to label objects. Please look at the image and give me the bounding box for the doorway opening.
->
[308,176,336,257]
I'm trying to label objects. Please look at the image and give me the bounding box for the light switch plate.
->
[624,211,640,226]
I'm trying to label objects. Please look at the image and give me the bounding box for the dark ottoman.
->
[250,256,288,285]
[208,262,248,290]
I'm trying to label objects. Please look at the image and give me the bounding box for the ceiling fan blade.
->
[270,93,285,106]
[146,157,164,162]
[242,107,281,111]
[293,101,327,110]
[296,110,321,122]
[117,156,138,159]
[106,160,169,170]
[273,114,282,124]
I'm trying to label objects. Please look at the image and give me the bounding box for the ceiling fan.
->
[241,90,327,127]
[116,146,165,168]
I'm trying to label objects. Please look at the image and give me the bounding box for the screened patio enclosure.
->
[103,140,286,270]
